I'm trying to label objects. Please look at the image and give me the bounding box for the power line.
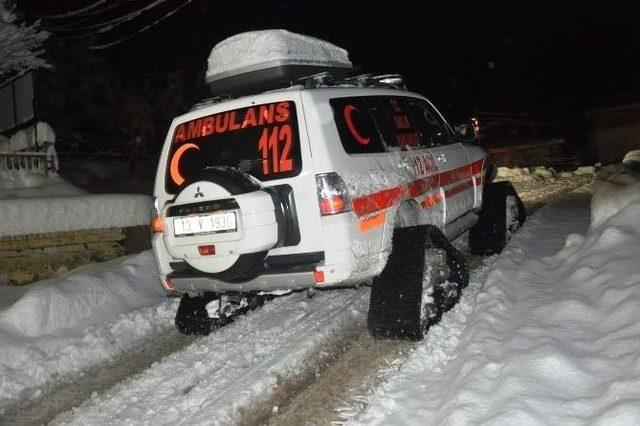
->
[43,0,110,19]
[90,0,192,50]
[57,0,173,36]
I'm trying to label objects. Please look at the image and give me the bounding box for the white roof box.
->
[206,29,353,96]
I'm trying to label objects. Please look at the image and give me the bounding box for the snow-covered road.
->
[53,288,370,425]
[354,173,640,424]
[6,171,635,425]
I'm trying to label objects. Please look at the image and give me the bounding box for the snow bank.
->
[497,164,598,182]
[206,29,351,80]
[0,193,151,236]
[0,169,83,199]
[356,172,640,425]
[623,149,640,172]
[0,251,171,410]
[3,122,56,152]
[591,169,640,228]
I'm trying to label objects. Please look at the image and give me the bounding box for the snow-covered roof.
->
[205,29,352,83]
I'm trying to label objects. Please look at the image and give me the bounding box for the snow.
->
[590,170,640,228]
[2,122,56,152]
[354,171,640,425]
[496,164,597,182]
[0,251,173,411]
[206,29,352,80]
[0,170,84,199]
[2,161,639,423]
[623,149,640,171]
[0,17,49,79]
[0,191,152,236]
[53,288,370,425]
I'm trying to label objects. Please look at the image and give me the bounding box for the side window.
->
[330,97,387,154]
[379,97,422,150]
[405,99,451,147]
[365,97,395,148]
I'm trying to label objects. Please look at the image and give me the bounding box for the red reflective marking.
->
[420,195,442,209]
[198,245,216,256]
[471,158,484,175]
[353,157,488,217]
[162,278,175,290]
[407,175,438,198]
[445,180,474,197]
[438,159,484,187]
[352,187,403,216]
[344,104,370,145]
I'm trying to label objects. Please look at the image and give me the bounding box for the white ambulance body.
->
[151,86,487,294]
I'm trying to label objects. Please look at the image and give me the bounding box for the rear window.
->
[165,101,301,194]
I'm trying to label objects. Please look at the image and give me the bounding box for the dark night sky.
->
[26,0,640,119]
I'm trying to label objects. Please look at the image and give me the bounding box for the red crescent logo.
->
[169,143,199,186]
[344,104,370,145]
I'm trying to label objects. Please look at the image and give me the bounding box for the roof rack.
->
[193,71,408,111]
[298,72,407,90]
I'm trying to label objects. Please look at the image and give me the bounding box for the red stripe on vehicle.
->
[407,175,439,198]
[471,158,484,175]
[444,179,474,197]
[352,157,487,217]
[352,187,404,216]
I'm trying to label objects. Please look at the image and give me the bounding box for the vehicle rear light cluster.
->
[315,172,352,215]
[151,197,164,233]
[151,215,164,233]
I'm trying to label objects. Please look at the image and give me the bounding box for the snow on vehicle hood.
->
[206,29,352,81]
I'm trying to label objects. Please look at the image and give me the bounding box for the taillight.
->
[151,215,164,233]
[315,172,351,215]
[151,197,164,233]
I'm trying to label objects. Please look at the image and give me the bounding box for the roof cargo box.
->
[206,30,352,97]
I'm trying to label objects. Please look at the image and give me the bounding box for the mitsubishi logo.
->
[194,186,204,198]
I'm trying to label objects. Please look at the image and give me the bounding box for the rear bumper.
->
[166,263,317,293]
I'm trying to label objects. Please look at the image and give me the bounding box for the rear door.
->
[159,92,323,257]
[405,98,473,223]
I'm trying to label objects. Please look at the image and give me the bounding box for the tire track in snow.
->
[51,288,371,425]
[261,255,494,426]
[1,329,196,425]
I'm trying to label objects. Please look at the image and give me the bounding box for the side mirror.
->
[454,117,480,144]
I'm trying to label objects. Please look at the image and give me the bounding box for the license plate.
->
[173,212,236,236]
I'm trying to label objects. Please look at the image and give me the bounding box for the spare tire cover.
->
[168,169,276,281]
